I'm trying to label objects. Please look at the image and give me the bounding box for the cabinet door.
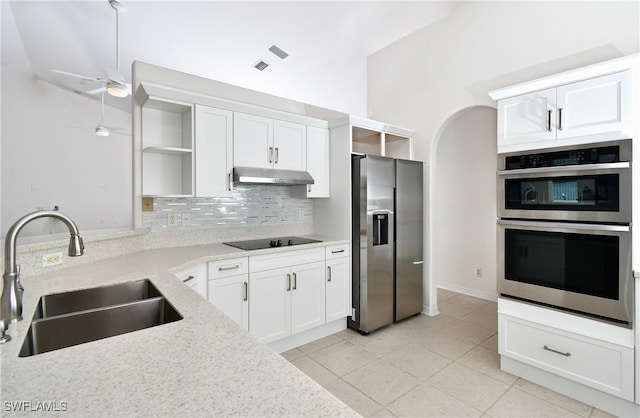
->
[175,264,207,299]
[556,71,631,140]
[498,88,556,148]
[290,261,325,335]
[208,275,249,331]
[325,256,350,322]
[306,126,330,198]
[194,105,233,197]
[273,120,306,171]
[249,267,291,343]
[233,112,273,169]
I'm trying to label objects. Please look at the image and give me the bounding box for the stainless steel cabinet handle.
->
[292,272,297,290]
[275,147,279,164]
[543,345,570,357]
[228,172,232,191]
[182,275,195,283]
[287,273,291,291]
[412,261,424,265]
[327,266,332,282]
[331,249,345,254]
[218,264,241,271]
[269,147,274,163]
[243,281,248,301]
[558,108,563,131]
[547,109,552,132]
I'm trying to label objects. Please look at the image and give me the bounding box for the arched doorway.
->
[429,106,498,311]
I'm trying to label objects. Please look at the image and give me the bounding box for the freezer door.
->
[359,155,395,333]
[395,159,424,321]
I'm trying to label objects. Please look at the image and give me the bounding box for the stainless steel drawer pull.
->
[292,272,297,290]
[327,266,332,282]
[558,108,563,131]
[218,264,241,271]
[243,281,248,301]
[413,261,424,265]
[275,147,279,164]
[269,147,274,163]
[543,345,571,357]
[287,273,291,291]
[331,249,345,254]
[182,275,195,283]
[547,109,552,132]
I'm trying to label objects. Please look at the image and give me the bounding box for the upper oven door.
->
[497,162,631,223]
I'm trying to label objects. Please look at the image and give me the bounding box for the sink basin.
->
[19,279,182,357]
[32,279,165,319]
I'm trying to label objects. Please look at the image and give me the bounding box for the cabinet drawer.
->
[250,248,324,273]
[208,257,249,279]
[325,244,349,260]
[175,264,207,299]
[499,314,634,400]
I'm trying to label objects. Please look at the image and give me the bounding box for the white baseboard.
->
[437,282,498,302]
[268,318,347,353]
[422,304,439,316]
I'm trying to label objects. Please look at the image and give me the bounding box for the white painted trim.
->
[422,305,439,317]
[501,356,640,417]
[489,54,639,101]
[327,114,415,137]
[268,318,346,353]
[437,282,498,302]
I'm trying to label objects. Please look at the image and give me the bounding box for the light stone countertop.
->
[0,237,356,417]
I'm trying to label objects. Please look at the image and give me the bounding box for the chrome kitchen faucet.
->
[0,209,84,343]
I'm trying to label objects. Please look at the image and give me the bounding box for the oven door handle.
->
[497,161,630,176]
[498,219,630,232]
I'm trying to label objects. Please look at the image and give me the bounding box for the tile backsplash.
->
[142,185,313,232]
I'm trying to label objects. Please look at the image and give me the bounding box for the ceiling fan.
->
[53,0,130,98]
[66,82,130,137]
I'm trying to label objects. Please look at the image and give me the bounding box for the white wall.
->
[433,106,497,299]
[367,1,639,309]
[1,2,132,240]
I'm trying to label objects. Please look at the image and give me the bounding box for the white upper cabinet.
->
[556,72,631,140]
[306,126,330,198]
[495,70,631,153]
[233,112,274,169]
[194,105,233,197]
[498,88,557,147]
[273,120,307,171]
[233,112,307,171]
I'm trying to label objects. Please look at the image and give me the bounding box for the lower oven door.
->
[497,219,633,327]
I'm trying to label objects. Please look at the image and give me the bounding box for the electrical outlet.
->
[182,212,191,226]
[167,213,181,227]
[42,252,63,267]
[475,267,483,278]
[298,209,305,220]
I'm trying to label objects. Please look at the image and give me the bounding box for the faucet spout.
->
[1,210,84,341]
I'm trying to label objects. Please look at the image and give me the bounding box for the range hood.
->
[232,166,314,185]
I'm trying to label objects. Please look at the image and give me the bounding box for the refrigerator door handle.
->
[412,261,424,265]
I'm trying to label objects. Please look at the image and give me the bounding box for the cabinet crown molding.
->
[489,54,639,101]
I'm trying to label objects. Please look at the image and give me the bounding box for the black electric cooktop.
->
[223,236,322,251]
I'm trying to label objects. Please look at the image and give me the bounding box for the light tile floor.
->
[282,289,616,417]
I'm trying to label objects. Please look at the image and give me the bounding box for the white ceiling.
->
[7,0,460,113]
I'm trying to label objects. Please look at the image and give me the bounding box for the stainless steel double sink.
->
[19,279,182,357]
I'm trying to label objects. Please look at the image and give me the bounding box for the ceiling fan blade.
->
[52,69,103,83]
[85,86,106,94]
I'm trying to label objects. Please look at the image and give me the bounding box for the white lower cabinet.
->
[499,299,634,401]
[325,244,350,322]
[249,248,326,344]
[207,257,249,331]
[175,264,207,299]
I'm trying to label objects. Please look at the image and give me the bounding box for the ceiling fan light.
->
[95,125,110,137]
[106,82,128,97]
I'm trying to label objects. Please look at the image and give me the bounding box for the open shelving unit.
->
[141,97,194,197]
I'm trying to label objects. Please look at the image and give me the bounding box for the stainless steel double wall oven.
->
[497,140,633,327]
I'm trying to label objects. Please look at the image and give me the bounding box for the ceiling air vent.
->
[253,60,269,71]
[269,45,289,59]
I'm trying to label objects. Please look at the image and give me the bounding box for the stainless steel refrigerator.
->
[349,154,424,334]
